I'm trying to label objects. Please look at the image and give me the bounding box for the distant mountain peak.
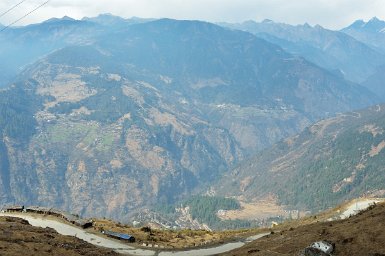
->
[366,16,385,25]
[82,14,155,26]
[365,16,385,29]
[363,18,385,33]
[241,20,257,26]
[348,19,365,29]
[344,17,385,32]
[341,17,385,53]
[97,13,116,17]
[146,18,220,30]
[369,16,381,22]
[83,13,122,20]
[262,19,274,24]
[82,13,126,23]
[62,16,75,21]
[43,16,76,24]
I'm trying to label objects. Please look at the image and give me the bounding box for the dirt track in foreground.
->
[222,202,385,256]
[0,216,118,256]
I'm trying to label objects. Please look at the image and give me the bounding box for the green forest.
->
[0,84,41,141]
[277,122,385,211]
[156,195,256,230]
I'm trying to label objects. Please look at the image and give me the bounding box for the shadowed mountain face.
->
[219,20,385,84]
[341,17,385,53]
[0,18,380,220]
[214,104,385,212]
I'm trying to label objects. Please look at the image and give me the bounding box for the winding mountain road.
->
[3,198,380,255]
[0,212,268,256]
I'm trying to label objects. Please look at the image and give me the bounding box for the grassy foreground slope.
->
[0,216,117,256]
[223,201,385,256]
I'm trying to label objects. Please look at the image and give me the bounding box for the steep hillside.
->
[0,18,378,221]
[215,104,385,212]
[223,202,385,256]
[3,64,243,220]
[220,20,385,83]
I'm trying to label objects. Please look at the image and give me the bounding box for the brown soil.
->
[0,216,117,256]
[219,200,286,221]
[222,202,385,256]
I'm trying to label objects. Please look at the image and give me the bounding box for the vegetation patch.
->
[0,85,42,141]
[155,196,256,230]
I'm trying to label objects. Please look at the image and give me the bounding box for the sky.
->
[0,0,385,29]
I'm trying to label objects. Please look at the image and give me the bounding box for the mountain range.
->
[219,19,385,84]
[0,15,385,222]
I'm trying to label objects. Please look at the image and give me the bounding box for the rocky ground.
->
[222,202,385,256]
[0,216,117,256]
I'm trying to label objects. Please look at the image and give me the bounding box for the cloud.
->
[0,0,385,29]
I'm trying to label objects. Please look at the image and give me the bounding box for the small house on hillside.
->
[5,205,24,212]
[74,219,93,229]
[102,230,136,243]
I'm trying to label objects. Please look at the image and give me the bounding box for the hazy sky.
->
[0,0,384,29]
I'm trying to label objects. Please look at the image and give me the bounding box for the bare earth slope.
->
[0,216,117,256]
[223,202,385,256]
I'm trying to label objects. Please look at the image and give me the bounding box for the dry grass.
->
[219,200,286,221]
[223,201,385,256]
[91,219,256,249]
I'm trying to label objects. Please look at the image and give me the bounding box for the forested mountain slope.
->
[215,104,385,212]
